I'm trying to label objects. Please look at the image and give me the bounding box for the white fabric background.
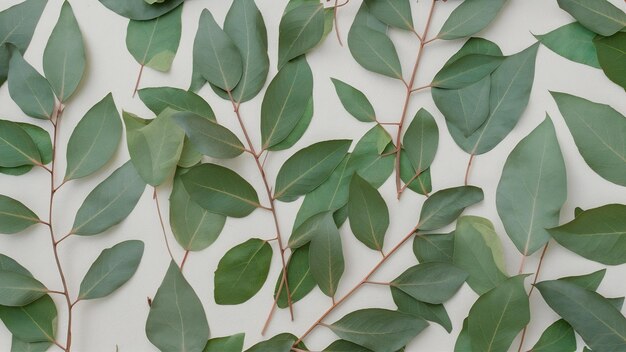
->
[1,0,625,351]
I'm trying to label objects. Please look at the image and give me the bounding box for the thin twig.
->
[132,64,145,97]
[333,0,343,46]
[153,188,177,266]
[180,250,190,271]
[464,153,475,186]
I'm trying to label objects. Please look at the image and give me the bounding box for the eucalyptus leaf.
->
[277,2,324,69]
[454,318,471,352]
[275,243,316,308]
[391,286,452,332]
[0,195,40,234]
[399,152,432,196]
[0,254,31,276]
[559,269,606,291]
[138,87,216,120]
[289,211,337,249]
[309,217,344,297]
[7,47,55,120]
[10,337,50,352]
[348,174,389,251]
[0,119,42,167]
[0,272,47,307]
[432,54,503,89]
[594,32,626,89]
[325,340,374,352]
[245,333,305,352]
[0,295,57,343]
[392,262,467,304]
[531,319,577,352]
[18,124,52,167]
[363,0,413,31]
[203,333,245,352]
[403,108,438,175]
[413,233,454,264]
[348,24,403,79]
[331,78,376,123]
[535,22,600,68]
[437,0,507,40]
[173,111,245,159]
[267,95,314,151]
[98,0,183,21]
[557,0,626,36]
[418,186,484,231]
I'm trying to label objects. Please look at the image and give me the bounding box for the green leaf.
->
[0,272,46,307]
[181,163,260,218]
[309,217,344,297]
[126,5,182,72]
[215,239,272,305]
[391,286,452,332]
[43,1,85,102]
[468,275,530,352]
[139,87,216,120]
[10,337,50,352]
[413,233,454,264]
[261,57,313,149]
[437,0,507,40]
[332,78,376,123]
[204,333,245,352]
[535,22,601,68]
[536,279,626,351]
[65,93,122,180]
[78,240,144,300]
[193,9,242,91]
[559,269,606,291]
[496,116,567,255]
[557,0,626,36]
[0,120,42,167]
[453,216,509,295]
[594,32,626,89]
[325,340,374,352]
[551,92,626,186]
[277,2,324,69]
[0,254,31,276]
[170,172,226,251]
[124,109,185,186]
[392,262,467,304]
[245,333,305,352]
[146,261,209,352]
[403,108,438,175]
[329,308,428,352]
[0,195,40,234]
[348,125,395,187]
[548,204,626,265]
[363,0,413,30]
[289,211,337,248]
[348,174,389,251]
[267,95,314,151]
[531,319,577,352]
[454,318,472,352]
[173,112,245,159]
[418,186,484,231]
[348,24,403,79]
[7,48,55,119]
[432,54,503,89]
[274,243,316,308]
[98,0,183,21]
[72,161,146,236]
[0,295,57,343]
[399,152,432,196]
[274,140,351,201]
[17,123,51,166]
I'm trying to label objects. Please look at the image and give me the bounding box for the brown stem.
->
[464,153,475,186]
[180,250,190,271]
[153,188,177,266]
[333,0,343,46]
[262,271,286,335]
[132,64,144,98]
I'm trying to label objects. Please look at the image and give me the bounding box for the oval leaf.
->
[391,286,453,333]
[403,108,439,175]
[557,0,626,36]
[331,78,376,123]
[432,54,503,89]
[532,319,577,352]
[204,333,245,352]
[274,243,316,308]
[7,48,55,120]
[363,0,413,31]
[138,87,216,120]
[0,120,41,168]
[348,174,389,251]
[0,195,40,234]
[535,22,601,68]
[309,217,344,297]
[392,262,468,304]
[418,186,484,231]
[437,0,507,40]
[173,112,245,159]
[348,24,403,79]
[0,272,47,307]
[277,2,324,69]
[0,295,57,343]
[413,232,454,264]
[594,32,626,90]
[98,0,183,21]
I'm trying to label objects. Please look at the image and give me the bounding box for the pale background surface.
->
[1,0,625,351]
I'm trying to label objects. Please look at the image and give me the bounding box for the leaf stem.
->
[153,187,178,266]
[132,64,144,98]
[180,250,190,271]
[333,0,343,46]
[464,153,475,186]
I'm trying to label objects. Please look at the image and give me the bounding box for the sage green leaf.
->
[399,152,431,196]
[65,93,122,180]
[98,0,183,21]
[594,32,626,89]
[204,333,245,352]
[403,108,438,175]
[447,37,504,64]
[277,2,324,69]
[170,172,226,251]
[391,262,468,304]
[139,87,216,120]
[72,161,146,236]
[289,211,336,248]
[0,165,33,177]
[7,48,55,119]
[329,308,428,352]
[274,243,316,308]
[352,2,388,33]
[468,275,530,352]
[532,319,576,352]
[536,279,626,351]
[325,340,374,352]
[535,22,600,68]
[0,295,57,343]
[0,120,41,167]
[551,92,626,186]
[0,254,31,276]
[173,112,245,159]
[453,216,508,295]
[215,239,272,305]
[557,0,626,36]
[331,78,376,122]
[78,240,144,300]
[437,0,507,40]
[418,186,484,231]
[348,25,403,79]
[274,140,351,201]
[124,109,185,186]
[146,261,209,352]
[548,204,626,265]
[413,233,454,264]
[126,5,182,72]
[267,95,314,151]
[43,1,85,102]
[17,123,51,165]
[347,125,394,187]
[194,9,242,91]
[609,297,625,311]
[454,318,471,352]
[11,337,50,352]
[0,195,40,234]
[309,218,344,297]
[261,57,313,149]
[496,116,567,255]
[348,174,388,251]
[559,269,606,291]
[181,163,260,218]
[0,272,46,306]
[245,333,305,352]
[432,54,503,89]
[363,0,413,30]
[391,286,452,332]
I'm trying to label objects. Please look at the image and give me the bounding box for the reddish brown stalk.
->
[333,0,343,46]
[464,153,475,186]
[132,64,145,98]
[180,250,190,271]
[153,188,178,266]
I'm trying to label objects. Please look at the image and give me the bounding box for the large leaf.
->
[309,218,344,297]
[535,22,600,68]
[391,286,453,332]
[431,54,503,89]
[348,174,389,251]
[0,195,40,234]
[467,275,530,352]
[0,272,46,306]
[0,120,41,167]
[329,308,428,352]
[126,5,182,72]
[418,186,484,231]
[138,87,216,120]
[348,24,402,79]
[496,116,567,255]
[536,279,626,351]
[548,204,626,265]
[43,1,85,102]
[173,112,245,159]
[65,93,122,180]
[531,319,577,352]
[146,261,209,352]
[78,240,144,300]
[274,243,316,308]
[277,2,324,69]
[98,0,183,21]
[437,0,507,40]
[551,92,626,186]
[7,48,55,120]
[214,239,272,305]
[72,161,146,236]
[391,262,468,304]
[557,0,626,36]
[331,78,376,123]
[181,163,260,218]
[403,109,438,175]
[0,295,57,343]
[594,32,626,90]
[363,0,413,30]
[204,333,245,352]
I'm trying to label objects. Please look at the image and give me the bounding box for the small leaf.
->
[348,24,403,79]
[432,54,503,89]
[138,87,216,120]
[65,93,122,180]
[17,123,51,166]
[594,32,626,90]
[267,95,314,151]
[0,120,41,168]
[7,48,55,119]
[0,272,47,307]
[399,152,432,196]
[391,286,452,333]
[78,240,144,300]
[0,295,57,343]
[146,261,209,352]
[277,2,324,69]
[437,0,507,40]
[535,22,601,68]
[214,239,273,305]
[98,0,183,21]
[0,195,40,234]
[289,211,337,249]
[173,112,245,159]
[392,262,467,304]
[72,161,147,236]
[557,0,626,36]
[348,174,389,251]
[332,78,376,123]
[309,218,344,297]
[274,243,316,308]
[413,233,454,264]
[532,319,577,352]
[363,0,413,30]
[403,109,438,175]
[181,163,260,218]
[204,333,245,352]
[559,269,606,291]
[418,186,484,231]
